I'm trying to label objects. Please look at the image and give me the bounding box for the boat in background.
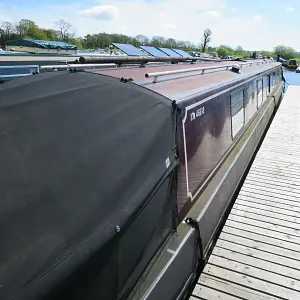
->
[282,58,299,70]
[0,38,127,67]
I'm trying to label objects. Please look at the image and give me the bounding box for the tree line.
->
[0,18,200,50]
[0,19,75,45]
[0,19,298,60]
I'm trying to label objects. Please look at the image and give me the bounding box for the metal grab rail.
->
[0,65,40,82]
[145,60,274,83]
[0,65,39,69]
[40,63,117,70]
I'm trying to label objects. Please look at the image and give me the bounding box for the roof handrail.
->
[145,60,273,83]
[40,63,117,70]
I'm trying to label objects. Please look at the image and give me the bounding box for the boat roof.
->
[89,60,281,101]
[5,39,77,50]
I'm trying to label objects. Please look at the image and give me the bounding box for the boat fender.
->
[185,218,204,261]
[184,217,205,298]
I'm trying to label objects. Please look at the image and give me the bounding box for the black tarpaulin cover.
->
[0,71,178,300]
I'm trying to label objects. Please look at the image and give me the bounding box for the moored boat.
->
[0,39,126,68]
[0,56,284,300]
[282,58,299,70]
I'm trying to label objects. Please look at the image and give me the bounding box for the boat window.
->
[272,72,276,88]
[244,82,257,124]
[273,70,279,87]
[263,76,269,100]
[231,89,245,139]
[271,72,275,89]
[291,59,297,66]
[257,79,263,108]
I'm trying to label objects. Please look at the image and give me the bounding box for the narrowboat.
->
[0,39,126,69]
[0,57,284,300]
[282,58,299,70]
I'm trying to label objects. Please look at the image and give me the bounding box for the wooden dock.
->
[191,85,300,300]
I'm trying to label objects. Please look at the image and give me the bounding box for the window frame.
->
[230,88,245,140]
[257,78,263,109]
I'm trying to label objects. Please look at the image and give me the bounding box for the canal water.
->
[283,68,300,87]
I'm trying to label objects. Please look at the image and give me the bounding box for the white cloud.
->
[163,23,176,29]
[254,15,262,20]
[286,6,295,12]
[203,10,222,17]
[1,0,300,51]
[231,8,237,12]
[79,5,118,20]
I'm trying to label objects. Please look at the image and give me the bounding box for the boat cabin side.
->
[175,63,283,229]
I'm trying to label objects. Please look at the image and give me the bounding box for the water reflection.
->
[283,69,300,87]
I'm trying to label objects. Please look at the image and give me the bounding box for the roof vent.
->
[231,64,241,74]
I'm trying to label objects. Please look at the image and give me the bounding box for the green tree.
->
[43,29,59,41]
[16,19,36,37]
[201,28,212,53]
[151,36,166,47]
[235,46,244,54]
[135,34,149,46]
[55,19,74,42]
[165,38,177,48]
[261,50,273,57]
[0,21,15,45]
[27,26,47,40]
[217,45,233,57]
[274,45,297,60]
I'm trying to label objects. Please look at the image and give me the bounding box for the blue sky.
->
[0,0,299,50]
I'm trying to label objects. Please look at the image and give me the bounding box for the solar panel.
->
[172,49,193,58]
[112,43,144,56]
[140,46,169,57]
[158,48,182,57]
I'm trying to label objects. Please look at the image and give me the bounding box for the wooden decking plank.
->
[243,177,300,194]
[244,179,300,195]
[246,173,300,188]
[230,208,300,231]
[239,188,300,204]
[238,190,300,208]
[192,284,241,299]
[198,274,277,300]
[216,239,300,271]
[232,205,300,228]
[228,214,300,238]
[214,247,300,281]
[249,163,300,175]
[241,181,300,200]
[235,199,300,219]
[237,194,300,212]
[251,160,300,173]
[222,225,300,253]
[209,255,300,291]
[219,232,300,263]
[203,264,299,299]
[245,176,300,192]
[251,163,300,174]
[252,157,300,168]
[225,219,300,245]
[240,185,300,202]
